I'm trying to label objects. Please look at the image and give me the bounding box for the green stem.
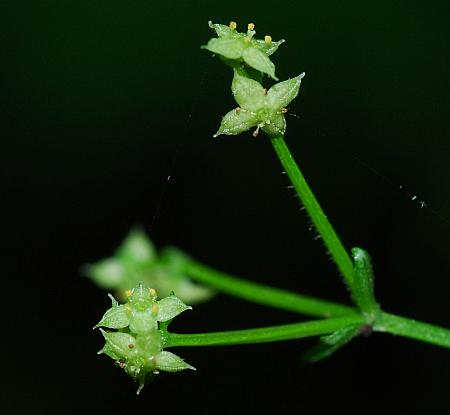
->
[165,316,364,347]
[165,311,450,349]
[184,258,357,318]
[270,135,355,290]
[375,312,450,349]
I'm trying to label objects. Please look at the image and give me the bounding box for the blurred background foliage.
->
[2,0,449,413]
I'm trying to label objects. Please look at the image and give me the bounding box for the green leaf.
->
[351,247,379,320]
[261,112,286,137]
[157,295,192,322]
[231,70,266,112]
[303,325,360,363]
[267,73,305,109]
[94,305,130,329]
[117,228,155,263]
[203,38,244,60]
[155,351,195,372]
[214,108,259,137]
[242,47,277,80]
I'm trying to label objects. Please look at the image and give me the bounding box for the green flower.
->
[202,21,284,80]
[94,285,192,334]
[85,228,214,304]
[95,285,195,394]
[214,70,305,138]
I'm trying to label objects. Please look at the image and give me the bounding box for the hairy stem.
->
[165,316,364,347]
[270,135,355,290]
[375,312,450,349]
[184,258,357,318]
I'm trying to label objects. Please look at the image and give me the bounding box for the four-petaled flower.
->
[202,21,284,80]
[214,70,305,138]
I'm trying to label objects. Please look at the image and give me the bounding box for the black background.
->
[2,1,450,413]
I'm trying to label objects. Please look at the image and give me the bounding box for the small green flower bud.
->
[214,70,305,138]
[202,21,284,80]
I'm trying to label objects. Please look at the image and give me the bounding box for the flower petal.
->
[155,351,195,372]
[261,112,286,137]
[116,228,156,263]
[100,329,136,360]
[242,47,277,80]
[208,21,234,38]
[267,73,305,110]
[157,295,192,322]
[94,304,130,329]
[214,108,259,137]
[202,38,244,59]
[86,258,125,289]
[231,70,266,112]
[253,38,285,56]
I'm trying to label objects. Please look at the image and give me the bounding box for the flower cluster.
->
[85,228,214,304]
[203,21,305,138]
[202,21,284,80]
[95,284,195,394]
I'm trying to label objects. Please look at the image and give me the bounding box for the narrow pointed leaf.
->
[303,325,360,363]
[242,47,277,80]
[231,70,266,111]
[351,247,379,319]
[203,38,244,59]
[157,295,192,322]
[155,351,195,372]
[94,304,130,329]
[214,108,259,137]
[267,73,305,109]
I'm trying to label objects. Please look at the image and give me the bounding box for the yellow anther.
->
[264,35,272,44]
[151,303,159,315]
[148,288,157,297]
[248,23,255,31]
[125,289,132,297]
[229,21,237,30]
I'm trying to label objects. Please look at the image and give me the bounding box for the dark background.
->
[2,1,450,413]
